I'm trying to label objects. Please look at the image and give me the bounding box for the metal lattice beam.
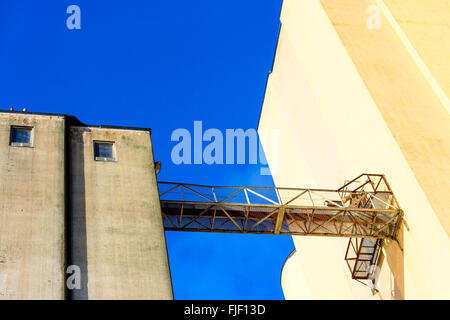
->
[159,174,403,240]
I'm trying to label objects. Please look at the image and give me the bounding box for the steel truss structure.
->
[159,174,403,280]
[159,174,403,240]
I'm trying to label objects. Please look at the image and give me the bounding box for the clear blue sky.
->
[0,0,294,299]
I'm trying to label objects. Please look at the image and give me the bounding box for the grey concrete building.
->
[0,110,173,300]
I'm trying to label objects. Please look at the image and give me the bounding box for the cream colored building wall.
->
[70,126,173,300]
[0,113,66,299]
[259,0,450,300]
[383,0,450,101]
[320,0,450,236]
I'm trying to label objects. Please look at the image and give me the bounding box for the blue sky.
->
[0,0,294,299]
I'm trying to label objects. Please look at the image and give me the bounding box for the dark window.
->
[94,142,115,161]
[10,127,33,146]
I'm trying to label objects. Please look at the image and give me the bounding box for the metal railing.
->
[158,174,403,240]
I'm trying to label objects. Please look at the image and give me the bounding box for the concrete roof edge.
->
[0,110,152,135]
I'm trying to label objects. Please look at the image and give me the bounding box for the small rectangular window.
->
[94,141,116,161]
[10,126,33,147]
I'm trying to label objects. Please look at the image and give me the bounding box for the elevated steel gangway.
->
[158,174,403,280]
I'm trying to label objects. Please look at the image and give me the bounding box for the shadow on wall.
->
[383,225,405,300]
[68,127,90,300]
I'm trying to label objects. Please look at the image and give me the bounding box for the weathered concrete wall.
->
[70,126,173,299]
[0,113,66,299]
[259,0,450,300]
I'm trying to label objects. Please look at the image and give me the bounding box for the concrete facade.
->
[69,126,173,299]
[0,113,66,299]
[0,111,173,300]
[258,0,450,299]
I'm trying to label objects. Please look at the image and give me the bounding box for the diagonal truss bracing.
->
[158,174,403,240]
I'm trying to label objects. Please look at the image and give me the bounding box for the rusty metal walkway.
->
[158,174,403,280]
[158,174,403,240]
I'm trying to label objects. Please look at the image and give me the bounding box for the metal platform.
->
[158,174,403,280]
[158,174,403,240]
